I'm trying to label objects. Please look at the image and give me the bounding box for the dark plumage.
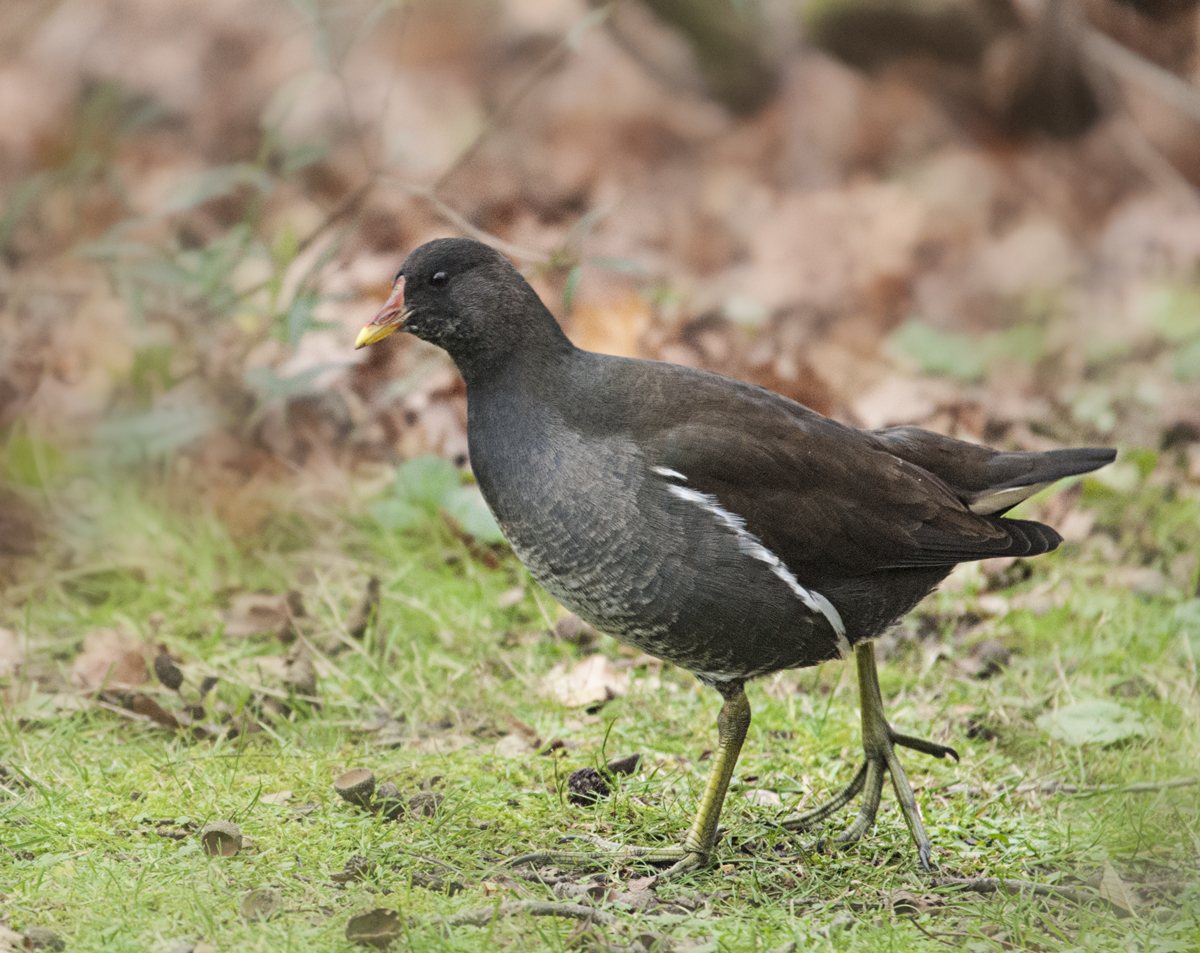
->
[357,238,1115,875]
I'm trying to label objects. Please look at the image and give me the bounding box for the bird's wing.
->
[640,397,1052,576]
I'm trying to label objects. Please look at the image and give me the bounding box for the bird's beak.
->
[355,276,409,349]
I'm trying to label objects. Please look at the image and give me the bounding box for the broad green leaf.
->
[370,499,426,532]
[375,456,506,543]
[1036,700,1150,746]
[443,485,505,544]
[889,320,988,381]
[391,456,460,510]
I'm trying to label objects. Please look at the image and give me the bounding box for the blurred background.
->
[1,0,1199,564]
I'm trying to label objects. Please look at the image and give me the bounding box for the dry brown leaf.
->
[70,629,150,691]
[129,693,181,730]
[223,593,290,639]
[258,790,292,806]
[542,654,629,708]
[1099,860,1139,916]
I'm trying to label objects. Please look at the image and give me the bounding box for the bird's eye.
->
[429,271,448,287]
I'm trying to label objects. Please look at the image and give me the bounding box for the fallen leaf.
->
[200,820,242,857]
[129,693,182,730]
[542,654,629,708]
[1036,700,1150,746]
[334,769,376,808]
[153,652,184,691]
[258,790,292,806]
[21,927,64,952]
[345,908,402,948]
[1099,860,1139,917]
[71,628,150,691]
[223,593,290,639]
[241,886,282,921]
[332,855,376,883]
[567,767,610,805]
[283,642,317,697]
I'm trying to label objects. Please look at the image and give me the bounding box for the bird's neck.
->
[454,306,577,392]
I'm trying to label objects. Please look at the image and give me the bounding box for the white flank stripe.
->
[667,484,847,641]
[651,466,688,482]
[968,481,1051,515]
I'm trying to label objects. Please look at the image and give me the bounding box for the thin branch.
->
[437,900,621,931]
[383,177,550,264]
[1084,28,1200,127]
[1015,777,1196,796]
[432,6,613,194]
[931,876,1095,906]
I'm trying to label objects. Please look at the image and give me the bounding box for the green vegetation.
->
[2,461,1198,952]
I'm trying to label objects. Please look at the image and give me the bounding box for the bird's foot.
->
[509,835,708,880]
[777,723,957,870]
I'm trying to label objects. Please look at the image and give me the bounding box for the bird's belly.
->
[486,468,839,681]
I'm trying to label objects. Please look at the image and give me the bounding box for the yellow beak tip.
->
[355,324,398,349]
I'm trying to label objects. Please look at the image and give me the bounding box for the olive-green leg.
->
[510,685,752,879]
[780,641,957,869]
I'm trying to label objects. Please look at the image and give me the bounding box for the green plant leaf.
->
[243,363,343,402]
[374,456,506,543]
[370,499,427,532]
[160,163,272,215]
[1036,700,1150,746]
[443,485,505,544]
[889,320,988,381]
[391,456,460,510]
[92,404,217,462]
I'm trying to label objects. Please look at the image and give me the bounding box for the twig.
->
[906,917,973,948]
[931,876,1095,906]
[1083,28,1200,127]
[437,900,620,931]
[1014,777,1197,796]
[433,5,612,194]
[297,178,375,255]
[391,846,465,875]
[943,776,1197,798]
[385,178,550,264]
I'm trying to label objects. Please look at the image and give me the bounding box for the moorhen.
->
[356,238,1115,875]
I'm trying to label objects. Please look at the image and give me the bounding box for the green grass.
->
[2,466,1199,953]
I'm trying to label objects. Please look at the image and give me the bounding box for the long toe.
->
[831,757,886,847]
[779,761,868,833]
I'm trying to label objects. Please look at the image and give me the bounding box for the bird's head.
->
[355,238,569,377]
